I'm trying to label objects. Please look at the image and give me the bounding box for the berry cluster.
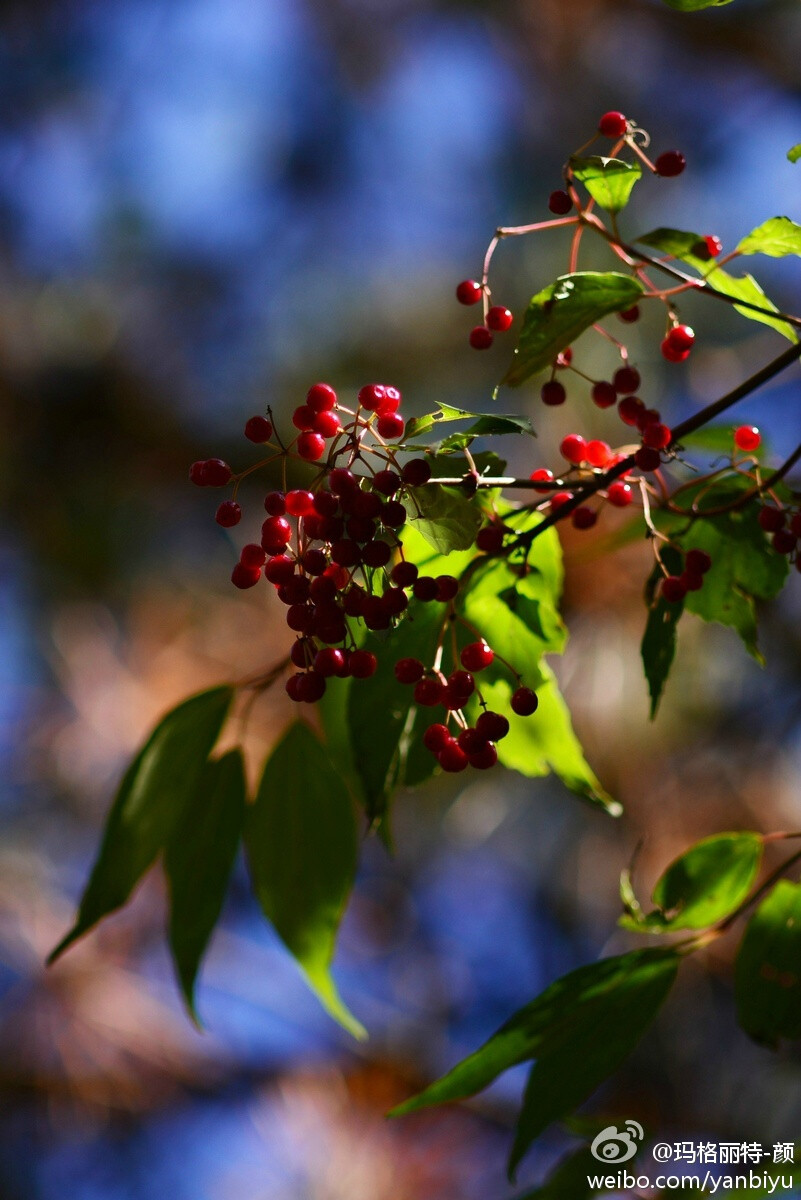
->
[455,280,514,350]
[758,498,801,568]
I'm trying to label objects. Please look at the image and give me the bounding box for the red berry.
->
[572,506,597,530]
[791,513,801,538]
[613,366,640,394]
[290,638,315,668]
[457,728,485,754]
[550,491,574,511]
[362,539,392,568]
[382,587,408,616]
[423,723,452,752]
[487,306,513,332]
[278,575,310,605]
[313,410,341,438]
[773,530,797,555]
[660,338,691,364]
[476,711,509,741]
[530,468,555,492]
[241,543,266,569]
[476,525,505,553]
[378,385,402,413]
[661,575,687,603]
[704,235,723,258]
[292,405,314,430]
[331,539,360,566]
[548,189,573,215]
[435,575,459,602]
[634,447,662,472]
[244,415,273,442]
[655,150,686,178]
[297,431,326,461]
[585,439,611,467]
[414,677,443,706]
[618,395,645,425]
[642,422,672,450]
[541,380,566,406]
[592,381,617,409]
[681,570,704,592]
[511,687,539,716]
[560,434,587,464]
[618,306,640,324]
[685,549,712,575]
[438,742,469,773]
[413,576,439,602]
[231,562,261,589]
[262,515,291,545]
[455,279,483,306]
[758,507,785,533]
[264,555,295,585]
[460,641,494,672]
[286,604,314,633]
[301,549,327,576]
[329,468,357,495]
[285,673,306,701]
[734,425,761,452]
[309,576,336,603]
[216,500,242,527]
[446,670,475,700]
[349,650,378,679]
[469,742,498,770]
[469,326,493,350]
[391,561,418,588]
[306,382,337,412]
[315,648,347,677]
[204,459,232,487]
[264,491,286,515]
[372,469,401,496]
[607,481,634,508]
[636,408,661,431]
[286,489,315,517]
[299,672,326,703]
[189,460,208,486]
[376,413,405,440]
[402,458,431,486]
[358,384,386,411]
[598,110,628,138]
[313,491,339,517]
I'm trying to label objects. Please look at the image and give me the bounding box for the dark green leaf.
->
[736,880,801,1047]
[737,216,801,258]
[788,144,801,165]
[636,227,713,275]
[503,272,645,387]
[246,721,364,1038]
[49,686,234,962]
[641,547,684,718]
[405,483,483,553]
[569,156,641,213]
[390,950,678,1169]
[622,833,763,934]
[165,748,246,1021]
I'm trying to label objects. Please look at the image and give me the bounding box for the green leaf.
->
[503,272,645,387]
[49,686,234,962]
[569,156,641,214]
[636,227,715,275]
[640,547,684,718]
[390,949,678,1170]
[405,483,483,553]
[661,0,734,9]
[402,402,474,441]
[737,216,801,258]
[622,832,763,934]
[736,880,801,1047]
[245,722,365,1038]
[703,265,798,342]
[788,144,801,164]
[164,748,246,1021]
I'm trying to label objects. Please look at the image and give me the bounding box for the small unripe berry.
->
[487,305,513,332]
[548,189,573,215]
[613,366,640,395]
[456,279,483,306]
[297,431,326,461]
[245,415,273,442]
[541,380,566,406]
[216,500,242,527]
[511,687,539,716]
[655,150,686,177]
[598,110,628,138]
[306,382,337,412]
[734,425,761,452]
[469,326,493,350]
[560,434,587,464]
[592,381,617,409]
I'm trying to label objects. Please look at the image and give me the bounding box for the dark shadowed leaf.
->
[736,880,801,1047]
[405,484,484,553]
[503,272,644,387]
[636,227,713,274]
[49,686,234,962]
[569,156,641,213]
[165,748,246,1021]
[641,547,684,718]
[737,217,801,258]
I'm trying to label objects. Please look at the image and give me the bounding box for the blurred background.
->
[1,0,801,1196]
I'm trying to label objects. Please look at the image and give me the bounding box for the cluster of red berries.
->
[454,280,514,350]
[660,548,712,604]
[758,501,801,567]
[394,641,538,773]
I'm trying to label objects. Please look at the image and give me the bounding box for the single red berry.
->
[231,562,261,589]
[758,506,785,533]
[262,515,292,545]
[548,189,573,215]
[476,711,509,741]
[550,491,574,511]
[704,235,723,258]
[435,575,459,602]
[636,407,661,431]
[456,279,483,306]
[530,468,555,492]
[511,687,539,716]
[414,677,444,706]
[392,561,418,587]
[290,638,315,668]
[297,431,326,461]
[240,543,266,569]
[292,405,315,430]
[572,506,598,530]
[585,439,612,467]
[635,446,662,472]
[329,468,357,495]
[541,380,566,407]
[613,366,641,394]
[402,458,431,486]
[469,325,493,350]
[285,673,306,702]
[330,539,360,567]
[298,672,326,703]
[475,525,505,553]
[314,648,347,677]
[377,412,405,440]
[313,491,339,517]
[373,469,401,496]
[351,491,383,519]
[469,742,498,770]
[264,555,295,585]
[264,491,286,515]
[598,110,628,138]
[362,539,392,568]
[309,575,336,603]
[382,587,408,616]
[378,385,402,412]
[286,604,314,633]
[278,575,310,604]
[655,150,686,177]
[607,481,634,508]
[665,324,695,353]
[660,338,691,364]
[487,305,513,332]
[773,530,797,555]
[244,415,273,442]
[447,669,475,699]
[215,500,242,527]
[424,723,452,753]
[383,502,407,530]
[560,434,587,464]
[642,422,672,450]
[685,549,712,575]
[734,425,761,452]
[306,382,337,412]
[313,410,341,438]
[438,742,469,773]
[618,395,645,426]
[349,650,378,679]
[286,489,315,516]
[203,459,232,487]
[302,548,327,576]
[680,570,704,592]
[413,576,439,602]
[189,460,208,485]
[457,728,485,755]
[358,383,387,411]
[661,575,687,603]
[460,641,494,672]
[592,381,617,409]
[618,306,640,324]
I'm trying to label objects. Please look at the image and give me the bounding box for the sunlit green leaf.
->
[703,265,798,342]
[569,156,641,213]
[661,0,734,9]
[788,144,801,165]
[737,216,801,258]
[503,272,645,387]
[736,880,801,1047]
[404,484,483,553]
[49,686,234,962]
[245,722,365,1038]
